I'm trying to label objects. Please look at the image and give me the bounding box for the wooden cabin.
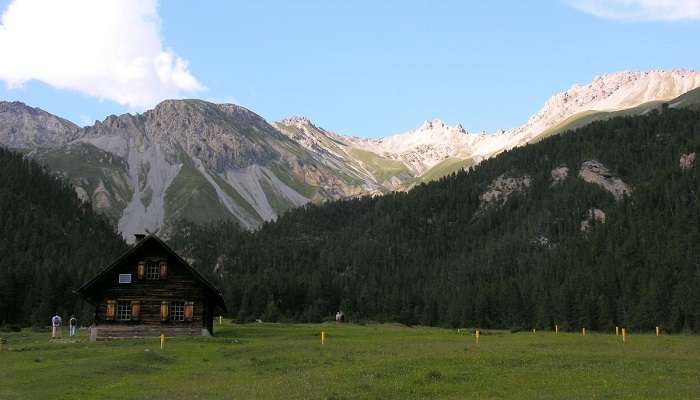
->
[77,233,226,341]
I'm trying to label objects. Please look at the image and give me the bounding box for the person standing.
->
[51,313,62,339]
[69,315,77,337]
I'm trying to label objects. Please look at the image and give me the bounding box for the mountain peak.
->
[416,119,467,135]
[280,116,314,127]
[513,69,700,142]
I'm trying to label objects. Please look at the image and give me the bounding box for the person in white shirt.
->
[51,314,62,339]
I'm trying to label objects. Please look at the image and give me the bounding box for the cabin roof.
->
[76,234,227,311]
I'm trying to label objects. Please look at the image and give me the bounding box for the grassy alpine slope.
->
[1,323,698,399]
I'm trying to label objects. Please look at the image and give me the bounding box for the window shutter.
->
[131,301,141,320]
[106,300,116,321]
[137,261,145,280]
[184,301,194,322]
[160,301,169,321]
[159,261,168,279]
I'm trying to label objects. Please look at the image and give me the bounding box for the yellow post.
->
[615,326,619,336]
[555,325,559,334]
[160,334,165,350]
[656,326,660,337]
[582,328,586,336]
[476,329,480,344]
[321,331,325,345]
[622,328,626,343]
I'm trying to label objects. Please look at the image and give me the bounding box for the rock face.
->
[1,69,699,239]
[478,173,532,212]
[680,152,696,170]
[551,165,569,185]
[578,160,631,201]
[1,100,376,241]
[0,101,80,147]
[580,208,606,232]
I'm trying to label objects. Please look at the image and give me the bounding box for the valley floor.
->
[1,323,698,399]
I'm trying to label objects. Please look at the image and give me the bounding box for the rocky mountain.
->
[1,69,699,240]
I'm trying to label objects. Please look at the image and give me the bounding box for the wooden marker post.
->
[582,328,586,336]
[219,315,222,325]
[532,329,536,334]
[160,334,165,350]
[656,326,660,337]
[555,325,559,334]
[622,328,626,343]
[476,329,480,344]
[615,326,619,336]
[321,331,325,345]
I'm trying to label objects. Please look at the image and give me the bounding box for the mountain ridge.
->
[2,69,700,240]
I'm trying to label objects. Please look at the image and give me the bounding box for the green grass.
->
[671,87,700,111]
[1,323,698,399]
[268,162,318,199]
[420,158,474,183]
[348,148,412,184]
[163,153,236,226]
[35,143,132,222]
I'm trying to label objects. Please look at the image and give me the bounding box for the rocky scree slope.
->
[2,70,700,239]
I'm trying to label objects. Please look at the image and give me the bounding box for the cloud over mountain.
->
[0,0,204,109]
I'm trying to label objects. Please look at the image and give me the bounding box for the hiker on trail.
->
[69,315,77,337]
[51,314,62,339]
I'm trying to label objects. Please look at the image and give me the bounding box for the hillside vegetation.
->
[0,148,127,327]
[173,107,700,333]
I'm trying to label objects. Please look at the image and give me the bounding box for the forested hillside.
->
[0,148,127,327]
[173,107,700,333]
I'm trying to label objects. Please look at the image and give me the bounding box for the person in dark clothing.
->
[69,315,77,337]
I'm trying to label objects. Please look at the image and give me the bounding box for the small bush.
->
[0,324,22,332]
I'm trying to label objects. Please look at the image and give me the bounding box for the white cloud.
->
[0,0,204,109]
[569,0,700,21]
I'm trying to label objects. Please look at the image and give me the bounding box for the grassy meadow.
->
[1,323,698,399]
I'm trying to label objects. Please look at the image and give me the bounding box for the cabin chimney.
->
[134,233,146,242]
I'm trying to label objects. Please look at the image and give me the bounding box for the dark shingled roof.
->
[76,234,226,311]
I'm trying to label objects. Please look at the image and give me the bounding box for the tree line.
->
[0,148,127,328]
[172,107,700,333]
[2,107,699,333]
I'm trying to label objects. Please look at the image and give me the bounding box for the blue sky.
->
[1,0,700,137]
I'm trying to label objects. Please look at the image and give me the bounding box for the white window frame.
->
[146,262,160,280]
[116,301,132,321]
[118,274,132,284]
[170,301,184,322]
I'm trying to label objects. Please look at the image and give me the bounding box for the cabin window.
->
[170,301,185,321]
[146,262,160,280]
[116,301,132,321]
[118,274,132,284]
